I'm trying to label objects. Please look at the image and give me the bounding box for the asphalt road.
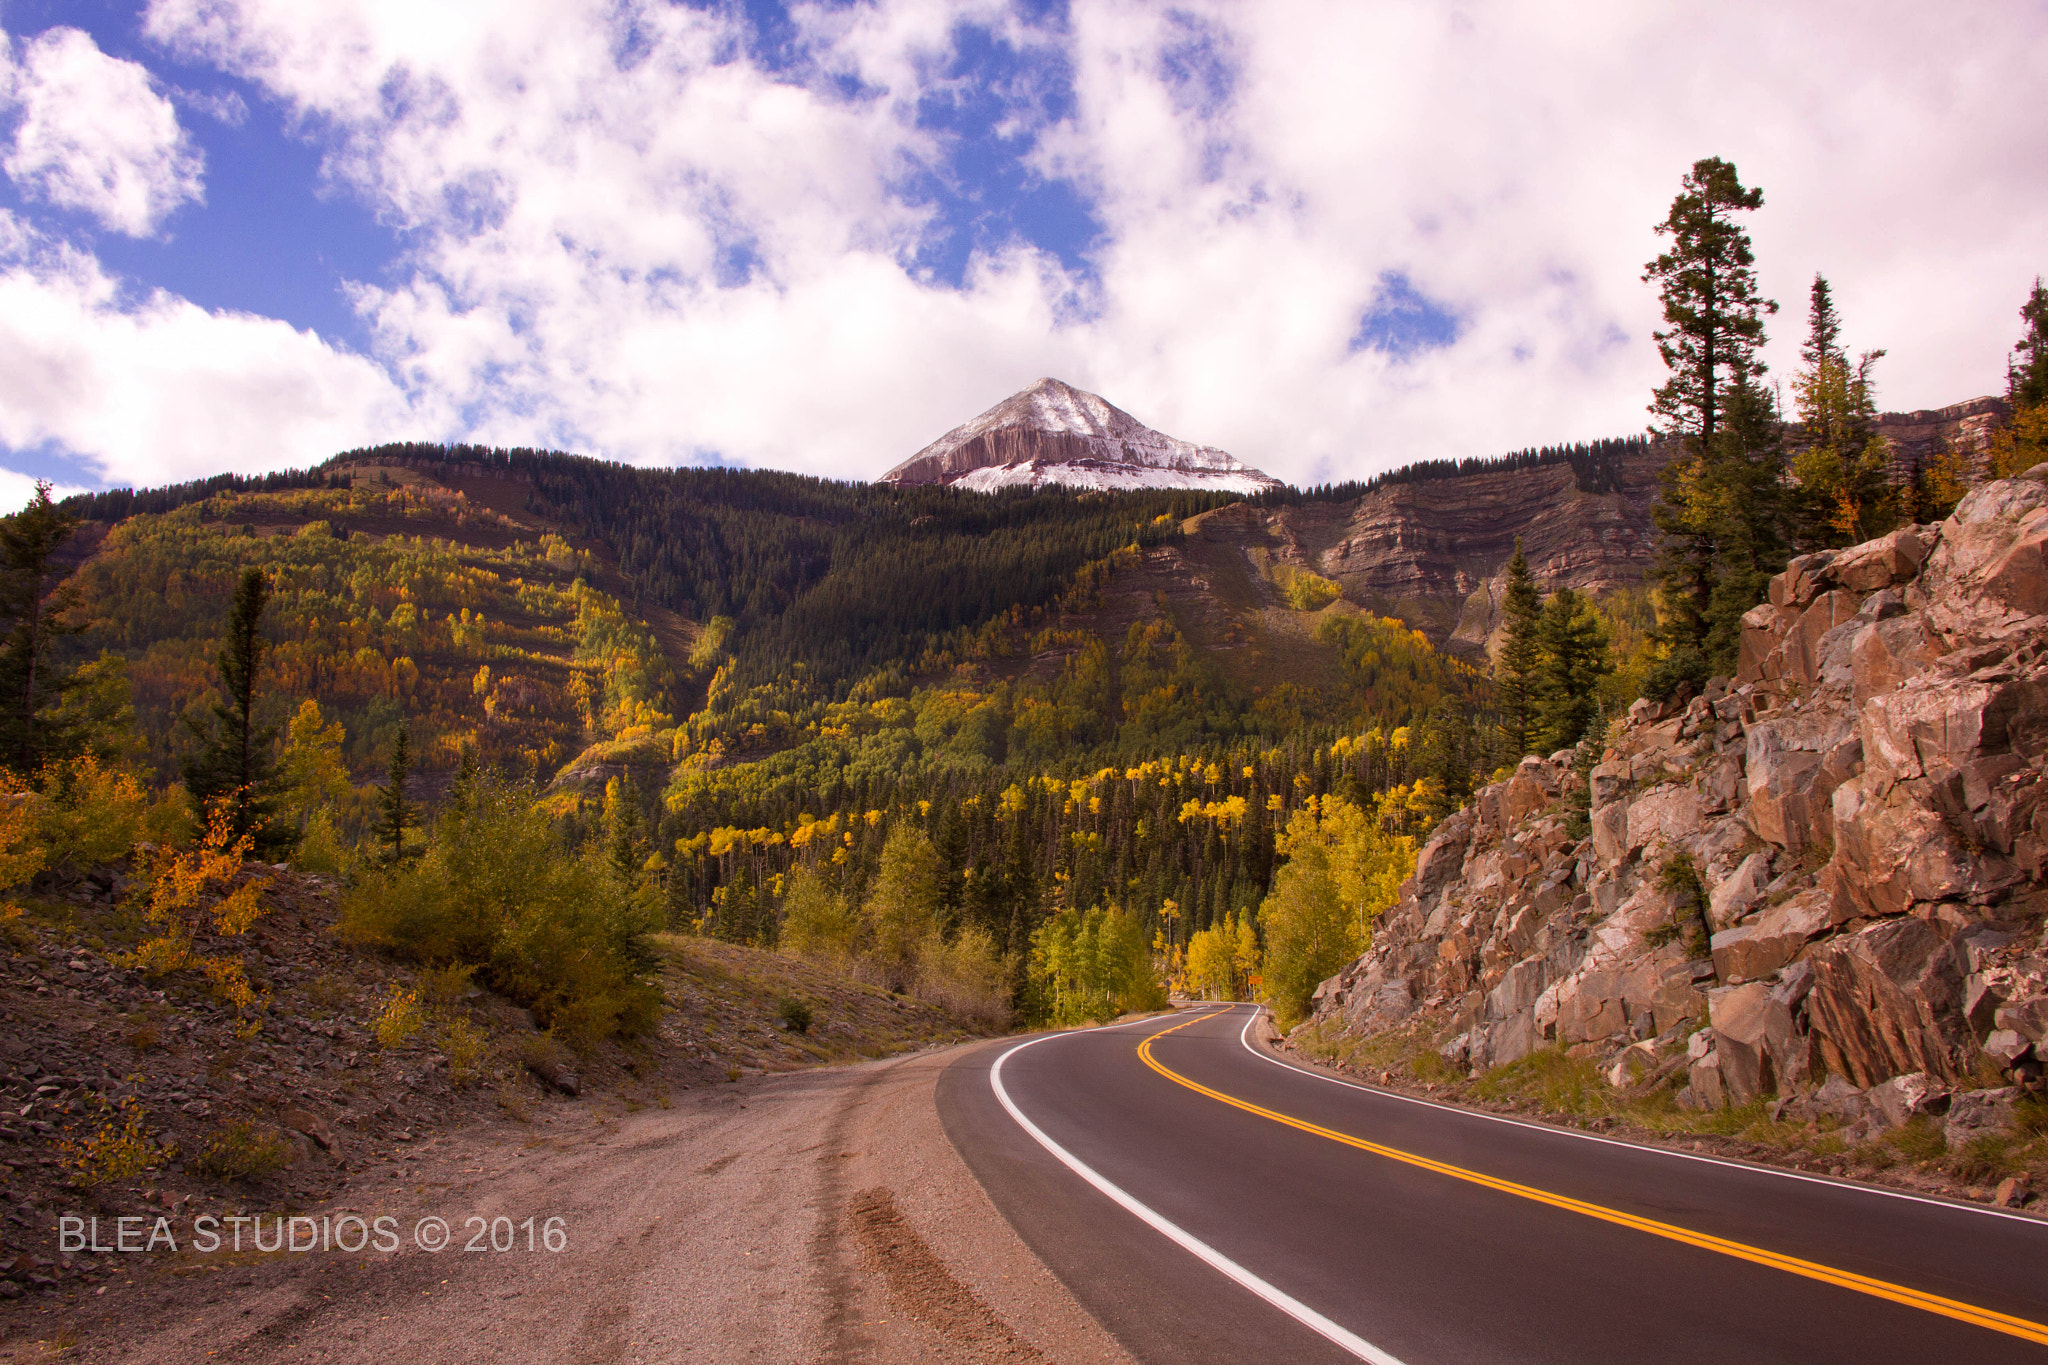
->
[936,1004,2048,1365]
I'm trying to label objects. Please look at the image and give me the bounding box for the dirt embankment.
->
[0,863,998,1331]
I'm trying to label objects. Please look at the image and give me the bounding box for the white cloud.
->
[0,26,203,236]
[4,0,2041,490]
[1043,0,2048,479]
[0,468,91,513]
[0,212,414,487]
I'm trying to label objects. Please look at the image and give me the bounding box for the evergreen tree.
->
[1702,375,1790,668]
[607,772,645,883]
[720,861,759,944]
[446,743,481,818]
[1415,697,1475,824]
[374,722,415,865]
[1642,158,1778,681]
[1789,274,1893,550]
[184,567,288,849]
[663,847,698,931]
[1799,272,1842,379]
[1644,157,1776,455]
[0,481,86,770]
[1989,278,2048,479]
[2012,277,2048,412]
[1533,588,1612,752]
[1494,540,1543,758]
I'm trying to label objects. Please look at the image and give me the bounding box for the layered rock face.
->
[879,378,1282,495]
[1310,469,2048,1136]
[1297,398,2003,656]
[1319,447,1669,650]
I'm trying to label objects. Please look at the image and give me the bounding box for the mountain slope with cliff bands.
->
[1302,464,2048,1196]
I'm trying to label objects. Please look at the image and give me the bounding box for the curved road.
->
[937,1004,2048,1365]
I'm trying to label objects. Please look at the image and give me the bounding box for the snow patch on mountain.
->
[952,460,1280,496]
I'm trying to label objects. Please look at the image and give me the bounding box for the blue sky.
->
[0,0,2044,500]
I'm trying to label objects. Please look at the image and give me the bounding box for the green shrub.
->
[777,997,814,1034]
[341,777,659,1049]
[374,986,426,1048]
[916,923,1013,1028]
[191,1120,295,1181]
[59,1096,173,1188]
[440,1014,492,1083]
[1654,853,1712,958]
[779,866,856,960]
[1887,1117,1948,1163]
[1948,1133,2019,1184]
[1643,646,1709,703]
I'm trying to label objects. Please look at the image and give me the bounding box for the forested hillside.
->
[6,445,1500,1039]
[13,228,2044,1039]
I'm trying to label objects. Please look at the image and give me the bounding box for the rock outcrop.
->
[1309,468,2048,1129]
[1278,398,2002,656]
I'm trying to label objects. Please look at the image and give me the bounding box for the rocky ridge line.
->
[1310,467,2048,1166]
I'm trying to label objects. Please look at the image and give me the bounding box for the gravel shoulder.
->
[6,1040,1129,1364]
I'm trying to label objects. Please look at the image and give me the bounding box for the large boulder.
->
[1995,995,2048,1045]
[1707,850,1773,929]
[1710,887,1831,983]
[1865,1071,1945,1129]
[1708,982,1802,1103]
[1737,602,1793,685]
[1859,671,2040,792]
[1591,799,1631,867]
[1803,918,1974,1087]
[1413,811,1475,899]
[1779,590,1862,688]
[1744,712,1856,851]
[1487,956,1548,1021]
[1943,1087,2020,1149]
[1830,526,1931,593]
[1625,783,1704,857]
[1849,612,1940,706]
[1828,777,1980,918]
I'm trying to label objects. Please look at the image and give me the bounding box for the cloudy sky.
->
[0,0,2044,501]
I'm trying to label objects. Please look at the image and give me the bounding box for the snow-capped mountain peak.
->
[878,378,1282,495]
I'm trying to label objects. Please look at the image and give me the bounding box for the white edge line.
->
[1234,1007,2048,1229]
[990,1016,1407,1365]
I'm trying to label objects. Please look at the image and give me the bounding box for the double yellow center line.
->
[1137,1013,2048,1347]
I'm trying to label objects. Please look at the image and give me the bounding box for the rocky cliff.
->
[1263,396,2006,656]
[1309,465,2048,1148]
[1272,444,1671,649]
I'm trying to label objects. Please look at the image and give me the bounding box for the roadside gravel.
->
[8,1041,1129,1364]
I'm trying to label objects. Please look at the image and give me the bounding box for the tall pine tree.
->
[185,567,288,849]
[1789,273,1893,550]
[1533,588,1612,752]
[1494,540,1543,758]
[2012,277,2048,412]
[374,722,415,865]
[1642,158,1779,690]
[1990,277,2048,479]
[1645,157,1775,456]
[0,482,86,770]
